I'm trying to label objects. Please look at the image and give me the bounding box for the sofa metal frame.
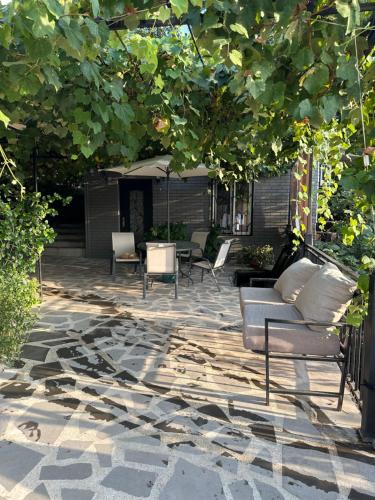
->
[264,318,352,410]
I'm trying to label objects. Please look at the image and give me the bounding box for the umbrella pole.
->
[167,170,170,242]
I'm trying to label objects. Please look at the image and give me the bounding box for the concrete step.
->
[44,247,85,257]
[47,240,85,248]
[55,233,85,242]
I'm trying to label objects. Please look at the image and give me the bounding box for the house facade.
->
[84,171,294,259]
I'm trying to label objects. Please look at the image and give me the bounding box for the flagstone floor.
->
[0,257,374,500]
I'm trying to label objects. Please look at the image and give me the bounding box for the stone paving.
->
[0,257,374,500]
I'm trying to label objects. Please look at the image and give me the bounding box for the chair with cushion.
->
[111,232,141,276]
[242,260,356,410]
[192,239,232,291]
[179,231,210,262]
[143,243,178,299]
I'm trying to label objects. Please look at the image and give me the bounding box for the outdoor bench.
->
[240,257,357,409]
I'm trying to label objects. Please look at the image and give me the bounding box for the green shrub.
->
[144,222,188,241]
[238,244,274,269]
[0,271,39,363]
[0,185,63,364]
[204,225,221,261]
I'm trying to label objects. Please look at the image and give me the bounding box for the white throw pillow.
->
[295,262,357,332]
[274,258,321,303]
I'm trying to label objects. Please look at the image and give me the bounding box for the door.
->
[119,179,153,243]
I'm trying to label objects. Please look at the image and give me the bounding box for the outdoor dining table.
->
[137,240,200,283]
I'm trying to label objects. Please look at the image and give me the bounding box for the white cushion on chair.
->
[192,261,211,270]
[295,263,356,332]
[274,258,321,303]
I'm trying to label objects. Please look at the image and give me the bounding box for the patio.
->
[0,257,374,499]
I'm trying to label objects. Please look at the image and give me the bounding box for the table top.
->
[138,240,200,252]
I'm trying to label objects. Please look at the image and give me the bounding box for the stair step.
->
[44,247,85,257]
[55,234,85,241]
[47,241,85,248]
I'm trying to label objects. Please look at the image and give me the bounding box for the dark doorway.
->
[119,179,153,242]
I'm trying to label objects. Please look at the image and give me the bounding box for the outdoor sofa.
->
[240,257,357,409]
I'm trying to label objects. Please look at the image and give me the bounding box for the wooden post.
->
[360,271,375,444]
[33,147,43,300]
[305,154,314,246]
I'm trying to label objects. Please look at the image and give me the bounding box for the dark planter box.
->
[233,269,255,287]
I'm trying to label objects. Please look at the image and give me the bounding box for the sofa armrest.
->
[265,318,347,328]
[264,318,349,352]
[249,277,277,287]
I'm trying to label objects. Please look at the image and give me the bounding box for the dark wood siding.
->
[152,177,210,231]
[85,174,120,258]
[84,171,308,258]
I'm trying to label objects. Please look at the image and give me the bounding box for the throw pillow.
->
[274,257,321,303]
[295,262,357,331]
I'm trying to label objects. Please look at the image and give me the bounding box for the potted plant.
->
[238,244,274,270]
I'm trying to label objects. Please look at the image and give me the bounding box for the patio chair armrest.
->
[249,277,277,287]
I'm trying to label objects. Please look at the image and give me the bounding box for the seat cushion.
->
[295,263,356,332]
[242,303,340,355]
[239,287,285,316]
[116,257,140,262]
[192,261,211,270]
[274,258,321,303]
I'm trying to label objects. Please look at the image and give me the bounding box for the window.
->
[211,181,253,235]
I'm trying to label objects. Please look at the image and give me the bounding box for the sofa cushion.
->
[295,262,356,332]
[240,287,285,316]
[242,303,340,355]
[274,257,321,303]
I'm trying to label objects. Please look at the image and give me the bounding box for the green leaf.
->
[85,18,99,38]
[246,77,266,99]
[81,144,94,158]
[336,0,360,32]
[302,65,329,94]
[42,0,63,18]
[172,115,187,126]
[0,24,11,48]
[336,57,357,86]
[113,103,135,124]
[294,47,314,71]
[297,98,312,118]
[29,7,55,38]
[336,0,351,18]
[43,66,61,91]
[73,107,91,124]
[80,60,100,88]
[0,109,10,128]
[158,6,171,23]
[91,0,100,17]
[229,23,249,38]
[170,0,188,17]
[229,49,242,67]
[320,95,340,122]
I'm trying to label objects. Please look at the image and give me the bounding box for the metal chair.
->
[110,232,141,276]
[191,239,232,291]
[179,231,209,260]
[143,243,178,299]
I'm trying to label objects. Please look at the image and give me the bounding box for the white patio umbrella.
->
[104,155,211,241]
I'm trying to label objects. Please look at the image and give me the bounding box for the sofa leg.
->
[143,273,147,299]
[337,356,349,411]
[265,352,270,406]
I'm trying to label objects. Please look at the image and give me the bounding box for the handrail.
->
[304,243,358,280]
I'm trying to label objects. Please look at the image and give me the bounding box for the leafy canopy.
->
[0,0,372,183]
